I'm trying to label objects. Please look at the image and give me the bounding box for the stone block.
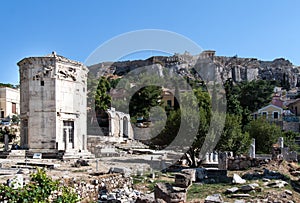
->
[154,183,186,203]
[232,173,246,184]
[174,173,192,188]
[204,194,224,203]
[181,169,196,182]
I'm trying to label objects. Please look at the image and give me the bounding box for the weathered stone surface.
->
[285,189,293,195]
[226,187,239,194]
[181,169,196,182]
[154,183,186,203]
[266,180,289,188]
[232,174,246,184]
[73,159,90,167]
[174,173,192,188]
[18,53,89,154]
[230,194,251,198]
[218,152,228,170]
[204,194,224,203]
[240,183,259,192]
[90,52,300,89]
[136,194,155,203]
[109,167,132,178]
[234,200,246,203]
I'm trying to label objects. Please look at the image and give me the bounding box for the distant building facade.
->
[286,99,300,116]
[162,88,175,108]
[18,52,89,154]
[253,104,284,120]
[0,87,20,119]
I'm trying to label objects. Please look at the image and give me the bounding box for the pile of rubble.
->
[242,168,287,180]
[204,170,296,203]
[98,187,143,203]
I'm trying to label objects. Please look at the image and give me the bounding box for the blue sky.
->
[1,0,300,84]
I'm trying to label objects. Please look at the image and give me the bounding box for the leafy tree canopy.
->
[245,118,282,153]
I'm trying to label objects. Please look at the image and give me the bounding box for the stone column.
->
[218,152,228,170]
[109,114,114,136]
[278,137,284,155]
[83,134,87,150]
[209,152,214,163]
[278,137,284,148]
[249,138,255,158]
[205,152,210,163]
[4,134,9,151]
[119,117,123,137]
[213,152,218,163]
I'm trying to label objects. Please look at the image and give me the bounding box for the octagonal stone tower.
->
[18,52,89,156]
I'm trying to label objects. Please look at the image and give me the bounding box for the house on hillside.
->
[162,88,175,108]
[252,104,284,120]
[253,102,300,132]
[286,99,300,116]
[0,87,20,119]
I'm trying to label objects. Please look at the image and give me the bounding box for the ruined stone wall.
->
[227,157,267,170]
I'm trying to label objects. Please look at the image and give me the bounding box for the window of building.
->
[262,112,268,118]
[0,111,4,118]
[12,103,16,114]
[41,81,44,86]
[273,111,279,119]
[167,100,172,107]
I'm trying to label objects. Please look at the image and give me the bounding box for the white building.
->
[18,52,91,157]
[0,87,20,119]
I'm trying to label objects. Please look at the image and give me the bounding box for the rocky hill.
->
[88,50,300,88]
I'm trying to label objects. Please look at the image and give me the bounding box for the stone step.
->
[16,162,59,169]
[0,151,11,159]
[63,150,95,160]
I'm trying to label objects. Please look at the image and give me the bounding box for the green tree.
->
[0,168,78,202]
[150,109,181,148]
[109,77,121,89]
[281,72,291,91]
[129,86,162,119]
[183,88,212,167]
[282,131,300,151]
[11,115,20,125]
[87,75,99,110]
[245,118,282,153]
[215,114,250,154]
[94,77,112,112]
[149,87,212,167]
[0,83,16,88]
[237,80,274,113]
[224,79,242,116]
[0,127,16,143]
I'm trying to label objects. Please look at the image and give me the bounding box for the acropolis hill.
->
[88,50,300,87]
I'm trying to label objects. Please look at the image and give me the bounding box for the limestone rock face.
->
[89,52,300,88]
